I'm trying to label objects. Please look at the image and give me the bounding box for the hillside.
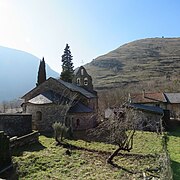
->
[0,46,58,102]
[85,38,180,91]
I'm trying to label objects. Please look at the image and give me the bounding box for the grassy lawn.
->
[12,130,179,180]
[167,127,180,180]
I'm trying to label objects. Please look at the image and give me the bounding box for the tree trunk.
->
[107,146,121,164]
[55,135,61,146]
[60,131,64,142]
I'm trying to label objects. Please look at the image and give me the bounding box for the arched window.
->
[77,78,80,85]
[36,111,42,121]
[76,119,80,127]
[84,77,88,85]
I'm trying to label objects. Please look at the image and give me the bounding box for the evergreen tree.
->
[60,44,74,82]
[36,57,46,86]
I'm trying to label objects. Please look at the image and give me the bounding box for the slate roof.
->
[164,93,180,103]
[22,77,97,100]
[27,90,93,113]
[68,101,93,113]
[28,90,68,105]
[130,103,164,115]
[57,78,96,98]
[130,92,167,103]
[73,67,80,75]
[28,94,52,104]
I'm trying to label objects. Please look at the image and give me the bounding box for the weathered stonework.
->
[22,66,98,132]
[22,78,74,102]
[26,103,66,132]
[10,131,39,148]
[0,131,12,173]
[70,112,97,131]
[0,114,32,137]
[72,66,94,91]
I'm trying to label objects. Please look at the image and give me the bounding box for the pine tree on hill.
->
[36,57,46,86]
[60,44,74,83]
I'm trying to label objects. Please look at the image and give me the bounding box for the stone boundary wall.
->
[0,131,12,174]
[10,131,39,148]
[0,114,32,137]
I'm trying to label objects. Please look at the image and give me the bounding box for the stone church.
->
[22,66,98,132]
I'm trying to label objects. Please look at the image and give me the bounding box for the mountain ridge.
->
[85,37,180,91]
[0,46,59,102]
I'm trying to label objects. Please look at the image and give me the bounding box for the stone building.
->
[164,93,180,119]
[129,91,180,119]
[128,91,167,109]
[22,66,98,132]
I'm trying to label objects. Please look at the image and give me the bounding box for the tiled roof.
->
[130,92,167,103]
[164,93,180,103]
[130,103,164,115]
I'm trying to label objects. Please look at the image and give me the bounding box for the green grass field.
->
[167,128,180,180]
[12,129,179,180]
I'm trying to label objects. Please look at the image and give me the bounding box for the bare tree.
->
[52,90,78,144]
[89,107,154,164]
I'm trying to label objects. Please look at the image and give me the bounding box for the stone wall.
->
[26,103,97,132]
[70,112,97,130]
[26,104,65,132]
[22,78,74,101]
[167,104,180,118]
[10,131,39,148]
[0,114,32,137]
[0,131,12,173]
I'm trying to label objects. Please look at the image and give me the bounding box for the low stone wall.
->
[0,131,39,177]
[0,113,32,137]
[0,131,12,174]
[10,131,39,148]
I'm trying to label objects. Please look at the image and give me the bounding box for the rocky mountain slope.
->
[85,38,180,90]
[0,46,58,101]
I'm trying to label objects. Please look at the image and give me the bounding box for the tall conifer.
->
[60,44,74,82]
[36,57,46,86]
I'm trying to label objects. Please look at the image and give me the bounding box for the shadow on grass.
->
[171,160,180,180]
[168,129,180,137]
[12,142,46,156]
[110,162,135,174]
[167,123,180,137]
[39,131,54,138]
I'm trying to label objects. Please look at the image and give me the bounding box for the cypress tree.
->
[36,57,46,86]
[60,44,74,82]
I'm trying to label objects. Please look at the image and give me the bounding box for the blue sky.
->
[0,0,180,72]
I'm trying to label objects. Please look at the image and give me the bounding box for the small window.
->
[81,69,84,75]
[76,119,80,127]
[84,77,88,85]
[36,111,42,121]
[77,78,80,85]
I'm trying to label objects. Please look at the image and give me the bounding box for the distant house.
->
[22,66,98,132]
[129,103,164,131]
[129,91,180,118]
[128,91,167,109]
[128,91,169,130]
[164,93,180,119]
